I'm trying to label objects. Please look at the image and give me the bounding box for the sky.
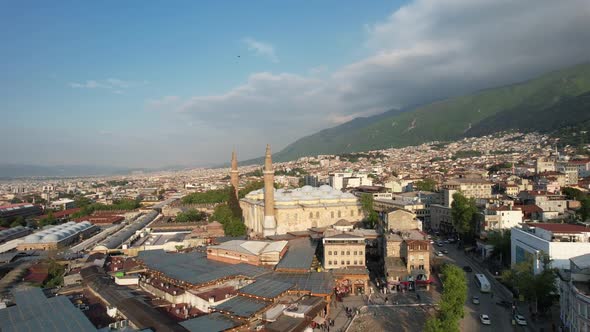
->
[1,0,589,168]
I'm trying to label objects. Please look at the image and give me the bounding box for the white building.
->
[511,223,590,274]
[49,198,75,211]
[479,205,523,233]
[559,253,590,332]
[329,172,373,190]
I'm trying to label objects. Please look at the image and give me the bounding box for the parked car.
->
[514,314,527,326]
[472,296,480,304]
[463,265,473,272]
[479,314,491,325]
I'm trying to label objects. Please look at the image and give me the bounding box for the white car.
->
[480,314,491,325]
[472,296,480,304]
[514,314,527,326]
[435,251,444,257]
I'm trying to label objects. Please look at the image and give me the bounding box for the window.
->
[350,210,354,216]
[331,211,334,218]
[328,251,332,255]
[338,210,341,218]
[353,251,357,255]
[346,251,350,255]
[334,260,338,265]
[346,260,350,265]
[410,265,415,270]
[360,251,363,255]
[354,260,358,265]
[334,251,338,256]
[309,212,313,219]
[328,260,332,265]
[341,251,345,255]
[341,260,345,265]
[358,209,362,216]
[316,211,320,218]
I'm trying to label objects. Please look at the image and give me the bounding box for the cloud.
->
[172,0,590,157]
[146,95,180,109]
[69,78,147,92]
[242,37,279,63]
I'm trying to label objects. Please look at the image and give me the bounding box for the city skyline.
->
[1,0,590,168]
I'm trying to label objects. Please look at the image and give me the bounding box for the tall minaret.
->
[263,144,277,236]
[230,150,239,199]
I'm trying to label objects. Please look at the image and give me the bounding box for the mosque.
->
[232,145,365,237]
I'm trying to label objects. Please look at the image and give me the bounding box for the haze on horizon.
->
[1,0,589,169]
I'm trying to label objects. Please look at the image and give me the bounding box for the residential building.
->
[442,179,493,199]
[511,223,590,274]
[384,229,430,290]
[478,205,523,234]
[536,158,556,173]
[49,198,76,211]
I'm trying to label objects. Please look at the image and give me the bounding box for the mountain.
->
[268,62,590,162]
[0,164,133,179]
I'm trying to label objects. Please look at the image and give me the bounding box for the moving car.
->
[514,314,527,326]
[437,242,444,247]
[435,251,444,257]
[463,265,473,272]
[472,296,480,304]
[442,249,449,254]
[479,314,491,325]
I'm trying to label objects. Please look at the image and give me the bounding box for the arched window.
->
[338,210,341,218]
[309,212,313,219]
[350,210,354,216]
[316,212,320,218]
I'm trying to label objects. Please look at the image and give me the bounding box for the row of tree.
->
[71,198,141,219]
[175,209,207,223]
[210,185,246,236]
[425,264,468,332]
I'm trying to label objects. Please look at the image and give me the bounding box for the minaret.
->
[230,150,239,199]
[263,144,277,236]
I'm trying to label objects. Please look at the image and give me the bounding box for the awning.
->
[313,316,326,325]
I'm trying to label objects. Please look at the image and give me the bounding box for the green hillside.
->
[270,62,590,162]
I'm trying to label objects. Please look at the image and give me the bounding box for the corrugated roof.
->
[239,278,293,299]
[259,272,333,295]
[180,312,242,332]
[275,238,317,271]
[0,288,96,332]
[138,250,270,285]
[214,295,269,317]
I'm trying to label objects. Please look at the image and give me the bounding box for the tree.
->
[451,192,478,239]
[501,252,557,314]
[39,211,56,227]
[10,216,25,227]
[10,197,23,204]
[424,264,467,332]
[227,185,242,219]
[0,218,9,228]
[175,209,207,222]
[415,178,437,192]
[225,219,246,237]
[487,229,511,266]
[360,193,379,228]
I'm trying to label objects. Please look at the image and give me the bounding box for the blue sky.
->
[1,0,589,168]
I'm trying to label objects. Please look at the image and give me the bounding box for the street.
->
[434,242,531,332]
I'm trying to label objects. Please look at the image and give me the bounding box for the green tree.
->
[75,196,93,208]
[424,264,467,332]
[225,219,247,236]
[414,178,437,192]
[44,259,65,288]
[10,216,26,227]
[175,209,207,222]
[501,252,557,314]
[487,229,511,266]
[451,192,478,239]
[0,218,9,228]
[227,185,242,219]
[360,193,379,228]
[10,197,23,204]
[39,211,56,227]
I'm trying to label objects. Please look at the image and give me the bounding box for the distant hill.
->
[259,62,590,162]
[0,164,132,179]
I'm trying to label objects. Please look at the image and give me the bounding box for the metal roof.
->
[259,272,334,295]
[138,249,270,285]
[179,312,241,332]
[0,288,96,332]
[96,210,158,249]
[214,295,269,317]
[275,238,317,271]
[239,278,293,299]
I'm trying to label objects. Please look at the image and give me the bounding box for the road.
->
[434,241,531,331]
